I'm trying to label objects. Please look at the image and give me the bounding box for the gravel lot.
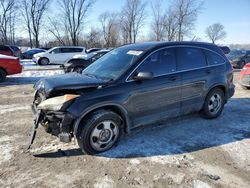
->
[0,70,249,188]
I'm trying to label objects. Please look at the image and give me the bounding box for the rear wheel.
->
[77,110,122,155]
[202,88,225,119]
[0,68,7,82]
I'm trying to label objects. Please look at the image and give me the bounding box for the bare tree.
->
[120,0,147,43]
[21,0,33,47]
[30,0,51,47]
[99,11,120,47]
[21,0,51,48]
[85,27,102,48]
[163,8,178,41]
[150,1,165,41]
[59,0,95,46]
[0,0,15,44]
[205,23,226,44]
[173,0,203,41]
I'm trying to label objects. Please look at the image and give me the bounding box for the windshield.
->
[83,47,143,80]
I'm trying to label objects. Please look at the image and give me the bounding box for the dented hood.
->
[34,73,108,96]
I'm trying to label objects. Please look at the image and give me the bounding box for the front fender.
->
[70,102,131,136]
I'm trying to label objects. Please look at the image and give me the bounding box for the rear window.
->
[0,46,11,51]
[177,47,207,71]
[205,50,225,65]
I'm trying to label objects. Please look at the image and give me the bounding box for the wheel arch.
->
[73,103,131,137]
[0,67,8,75]
[206,84,227,101]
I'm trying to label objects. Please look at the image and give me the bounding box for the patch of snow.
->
[94,176,115,188]
[0,104,30,114]
[100,98,250,165]
[129,159,140,165]
[0,136,13,165]
[193,180,212,188]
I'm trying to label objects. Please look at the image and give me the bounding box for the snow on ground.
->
[20,60,61,71]
[0,104,30,115]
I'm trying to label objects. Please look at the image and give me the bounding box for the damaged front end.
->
[27,94,79,150]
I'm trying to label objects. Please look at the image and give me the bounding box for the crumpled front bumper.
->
[27,105,76,150]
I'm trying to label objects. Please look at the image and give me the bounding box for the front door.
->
[126,48,182,128]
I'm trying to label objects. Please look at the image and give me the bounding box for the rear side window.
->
[61,48,83,53]
[73,48,84,52]
[205,50,225,65]
[177,47,206,71]
[136,48,176,77]
[0,46,11,51]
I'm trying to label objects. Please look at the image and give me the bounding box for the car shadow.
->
[34,98,250,159]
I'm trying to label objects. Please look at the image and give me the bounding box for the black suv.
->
[29,42,235,154]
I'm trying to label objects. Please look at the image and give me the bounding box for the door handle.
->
[169,76,177,81]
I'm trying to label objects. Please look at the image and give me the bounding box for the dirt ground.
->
[0,72,249,188]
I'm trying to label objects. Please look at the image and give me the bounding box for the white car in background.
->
[33,46,86,65]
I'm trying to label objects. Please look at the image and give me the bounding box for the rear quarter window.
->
[205,50,225,65]
[177,47,207,71]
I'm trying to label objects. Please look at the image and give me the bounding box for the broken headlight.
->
[37,94,80,111]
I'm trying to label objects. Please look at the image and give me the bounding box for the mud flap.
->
[27,110,42,150]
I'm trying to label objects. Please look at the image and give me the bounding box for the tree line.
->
[0,0,227,48]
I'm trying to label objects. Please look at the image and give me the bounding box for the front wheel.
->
[77,110,122,155]
[39,58,49,65]
[202,88,225,119]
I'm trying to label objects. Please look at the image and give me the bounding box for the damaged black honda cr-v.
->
[28,42,235,155]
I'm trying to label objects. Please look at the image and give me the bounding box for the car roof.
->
[54,46,85,49]
[120,41,223,55]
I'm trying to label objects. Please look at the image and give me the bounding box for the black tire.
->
[38,58,49,65]
[77,110,122,155]
[202,88,225,119]
[0,68,7,82]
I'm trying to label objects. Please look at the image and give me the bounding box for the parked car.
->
[239,63,250,89]
[28,42,235,154]
[0,54,22,82]
[22,48,46,59]
[61,50,110,73]
[33,46,86,65]
[8,45,22,58]
[230,50,250,69]
[0,45,15,57]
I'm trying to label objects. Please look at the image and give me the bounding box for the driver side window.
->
[50,48,61,54]
[135,48,176,77]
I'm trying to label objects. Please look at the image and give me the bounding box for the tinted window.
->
[51,48,61,54]
[0,46,11,51]
[73,48,83,52]
[177,47,206,70]
[136,48,176,77]
[61,48,83,53]
[205,50,225,65]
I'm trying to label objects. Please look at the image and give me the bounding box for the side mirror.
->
[134,72,153,81]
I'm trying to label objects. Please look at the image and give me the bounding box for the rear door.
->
[176,47,209,115]
[59,48,84,64]
[126,48,182,127]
